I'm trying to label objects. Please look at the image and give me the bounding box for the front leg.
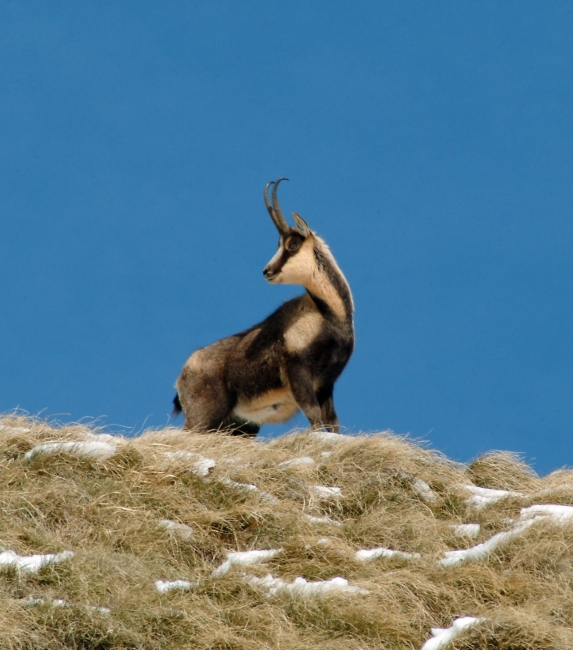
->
[320,394,340,433]
[286,358,323,430]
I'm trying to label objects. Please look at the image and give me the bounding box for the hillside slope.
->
[0,416,572,649]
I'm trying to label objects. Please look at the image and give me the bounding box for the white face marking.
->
[265,244,286,283]
[277,238,316,285]
[265,233,351,320]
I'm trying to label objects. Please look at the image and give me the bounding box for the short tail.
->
[172,393,182,417]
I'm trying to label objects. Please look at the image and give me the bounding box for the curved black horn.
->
[264,178,289,233]
[264,181,275,218]
[272,178,290,232]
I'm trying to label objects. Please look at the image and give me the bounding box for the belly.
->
[233,388,299,425]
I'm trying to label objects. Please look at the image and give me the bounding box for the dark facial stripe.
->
[267,232,305,275]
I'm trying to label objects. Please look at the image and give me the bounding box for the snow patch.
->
[0,550,74,573]
[311,431,346,442]
[191,457,216,477]
[218,456,245,466]
[22,596,109,611]
[25,441,117,461]
[463,484,523,509]
[311,485,342,499]
[520,503,573,523]
[164,450,194,462]
[217,477,278,503]
[212,548,283,576]
[259,491,279,504]
[421,616,484,650]
[451,524,481,538]
[356,547,420,562]
[158,520,194,539]
[24,597,70,607]
[250,574,369,597]
[219,477,258,492]
[440,523,533,567]
[441,504,573,567]
[155,579,196,593]
[413,478,438,502]
[164,451,216,476]
[304,514,342,526]
[279,456,315,468]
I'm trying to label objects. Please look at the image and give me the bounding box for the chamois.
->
[173,178,354,436]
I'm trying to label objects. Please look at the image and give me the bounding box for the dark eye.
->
[287,240,300,252]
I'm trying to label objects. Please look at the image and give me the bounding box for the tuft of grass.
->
[467,451,541,492]
[0,415,572,649]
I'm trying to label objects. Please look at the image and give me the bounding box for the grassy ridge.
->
[0,416,572,649]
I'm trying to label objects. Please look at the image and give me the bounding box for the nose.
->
[263,265,278,280]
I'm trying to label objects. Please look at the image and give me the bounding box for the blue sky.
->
[1,1,572,474]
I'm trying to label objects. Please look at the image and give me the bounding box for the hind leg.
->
[176,364,233,432]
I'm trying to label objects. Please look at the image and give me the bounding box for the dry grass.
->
[0,415,572,649]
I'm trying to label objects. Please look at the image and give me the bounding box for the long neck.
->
[305,237,354,324]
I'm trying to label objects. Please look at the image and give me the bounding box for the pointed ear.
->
[292,212,310,238]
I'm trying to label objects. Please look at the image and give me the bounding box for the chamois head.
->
[263,178,316,286]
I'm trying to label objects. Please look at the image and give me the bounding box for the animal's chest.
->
[284,311,350,360]
[310,333,353,378]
